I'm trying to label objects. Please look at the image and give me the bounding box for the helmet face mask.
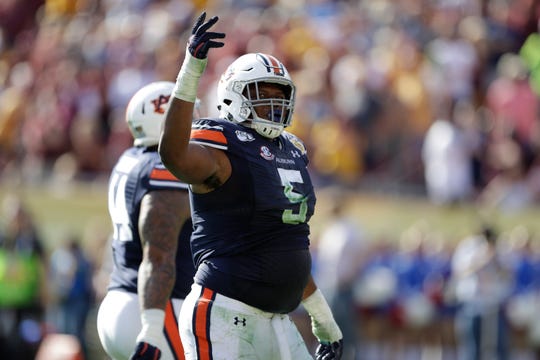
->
[242,81,293,138]
[217,53,295,139]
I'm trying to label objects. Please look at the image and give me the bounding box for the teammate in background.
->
[97,82,197,360]
[159,12,343,360]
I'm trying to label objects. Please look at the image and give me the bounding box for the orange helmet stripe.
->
[257,53,285,76]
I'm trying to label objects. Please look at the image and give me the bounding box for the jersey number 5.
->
[278,168,308,225]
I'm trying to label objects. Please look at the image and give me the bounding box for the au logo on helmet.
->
[256,53,285,76]
[151,94,171,114]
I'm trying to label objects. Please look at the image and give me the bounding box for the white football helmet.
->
[217,53,296,139]
[126,81,174,147]
[126,81,201,147]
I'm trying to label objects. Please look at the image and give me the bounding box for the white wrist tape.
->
[301,289,343,343]
[136,309,165,348]
[173,48,208,102]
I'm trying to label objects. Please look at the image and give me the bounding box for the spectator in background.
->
[49,235,94,359]
[520,31,540,97]
[485,53,539,150]
[423,5,480,107]
[422,99,480,205]
[314,188,368,359]
[0,195,48,359]
[477,126,537,212]
[389,224,454,359]
[0,0,539,194]
[450,226,513,360]
[504,226,540,349]
[351,237,399,360]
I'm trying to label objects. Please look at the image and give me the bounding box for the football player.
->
[159,12,343,360]
[97,82,197,360]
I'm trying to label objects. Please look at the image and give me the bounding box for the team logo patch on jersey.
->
[235,130,255,142]
[289,137,306,154]
[260,146,275,160]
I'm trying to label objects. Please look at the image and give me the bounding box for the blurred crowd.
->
[6,190,540,359]
[308,192,540,360]
[0,0,539,206]
[1,0,540,359]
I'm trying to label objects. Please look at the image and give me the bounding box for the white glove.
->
[301,289,343,343]
[134,309,167,352]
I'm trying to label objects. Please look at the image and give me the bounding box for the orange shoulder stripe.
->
[150,168,179,181]
[190,129,227,145]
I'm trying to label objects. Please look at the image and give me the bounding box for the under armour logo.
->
[291,150,301,158]
[233,317,246,326]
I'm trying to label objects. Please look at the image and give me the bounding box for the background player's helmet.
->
[126,81,174,147]
[217,53,296,139]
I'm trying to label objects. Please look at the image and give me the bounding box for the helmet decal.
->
[126,82,199,147]
[151,94,171,114]
[126,81,175,147]
[256,53,285,76]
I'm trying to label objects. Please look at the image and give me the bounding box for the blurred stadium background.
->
[2,0,540,359]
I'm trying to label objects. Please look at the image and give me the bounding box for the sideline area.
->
[3,181,540,253]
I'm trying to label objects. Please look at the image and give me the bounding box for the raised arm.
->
[159,13,229,190]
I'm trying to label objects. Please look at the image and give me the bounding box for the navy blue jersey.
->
[189,119,316,313]
[107,146,195,299]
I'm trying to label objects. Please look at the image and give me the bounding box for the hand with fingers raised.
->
[188,12,225,59]
[173,11,226,102]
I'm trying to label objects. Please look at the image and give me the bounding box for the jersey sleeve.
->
[148,163,188,190]
[189,119,228,150]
